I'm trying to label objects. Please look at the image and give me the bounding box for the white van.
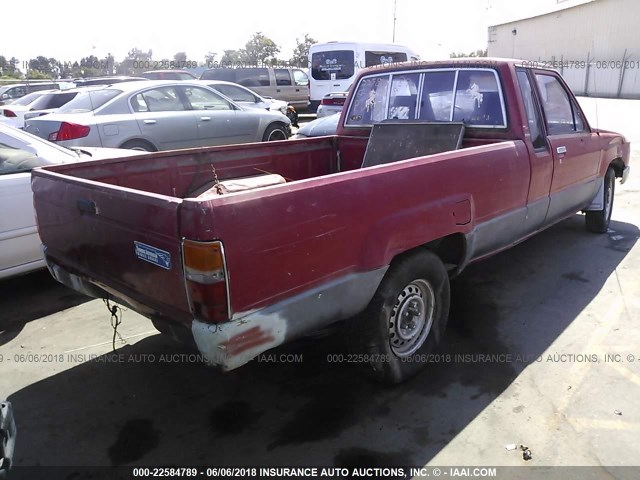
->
[308,42,418,111]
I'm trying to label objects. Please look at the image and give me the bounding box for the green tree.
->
[242,32,280,65]
[204,51,217,67]
[1,56,22,79]
[289,34,316,68]
[220,49,244,65]
[173,51,188,68]
[117,48,153,75]
[28,56,54,78]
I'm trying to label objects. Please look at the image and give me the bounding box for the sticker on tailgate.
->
[134,241,172,270]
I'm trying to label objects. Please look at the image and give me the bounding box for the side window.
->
[453,70,505,127]
[135,87,185,112]
[516,69,546,150]
[0,142,42,174]
[534,73,583,135]
[345,75,390,126]
[293,69,309,86]
[235,68,270,87]
[215,85,256,103]
[8,87,26,99]
[419,71,456,121]
[131,93,149,112]
[274,69,292,86]
[388,73,420,120]
[180,86,233,111]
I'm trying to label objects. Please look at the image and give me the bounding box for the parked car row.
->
[24,80,291,151]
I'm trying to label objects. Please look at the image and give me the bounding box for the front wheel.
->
[585,167,615,233]
[349,250,450,384]
[262,123,289,142]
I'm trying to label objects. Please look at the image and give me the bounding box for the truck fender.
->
[357,195,474,270]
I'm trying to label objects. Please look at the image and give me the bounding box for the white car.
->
[0,90,59,129]
[0,124,145,279]
[316,92,348,118]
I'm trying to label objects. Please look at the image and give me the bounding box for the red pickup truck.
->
[32,59,631,383]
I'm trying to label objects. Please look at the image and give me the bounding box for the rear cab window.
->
[345,68,507,129]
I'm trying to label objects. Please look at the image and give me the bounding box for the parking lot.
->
[1,98,639,471]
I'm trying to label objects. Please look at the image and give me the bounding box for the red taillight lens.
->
[48,122,90,141]
[2,109,17,117]
[183,240,230,323]
[321,97,346,106]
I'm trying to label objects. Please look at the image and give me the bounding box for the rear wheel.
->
[349,250,450,384]
[120,139,157,152]
[586,166,615,233]
[262,123,288,142]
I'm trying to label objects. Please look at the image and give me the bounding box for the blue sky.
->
[2,0,588,66]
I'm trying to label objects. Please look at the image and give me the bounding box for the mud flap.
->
[0,401,16,477]
[586,176,604,211]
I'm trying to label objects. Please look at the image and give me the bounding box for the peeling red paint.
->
[223,326,275,356]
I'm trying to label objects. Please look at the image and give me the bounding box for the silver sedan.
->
[24,81,291,151]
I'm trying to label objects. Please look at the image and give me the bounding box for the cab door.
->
[515,68,554,233]
[533,71,601,223]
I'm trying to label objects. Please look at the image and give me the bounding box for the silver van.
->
[0,82,61,105]
[200,67,309,111]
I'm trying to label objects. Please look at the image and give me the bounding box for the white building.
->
[487,0,640,98]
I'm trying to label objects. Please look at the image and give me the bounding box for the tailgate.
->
[32,169,191,322]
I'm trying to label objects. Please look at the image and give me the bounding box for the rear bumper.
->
[0,401,16,475]
[192,267,387,371]
[45,251,387,372]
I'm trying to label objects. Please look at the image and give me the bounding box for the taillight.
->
[48,122,90,141]
[183,239,230,323]
[2,109,16,117]
[321,97,346,106]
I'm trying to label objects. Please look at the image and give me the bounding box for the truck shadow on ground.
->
[7,215,639,470]
[0,269,90,346]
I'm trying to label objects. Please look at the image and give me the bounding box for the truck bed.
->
[33,134,527,330]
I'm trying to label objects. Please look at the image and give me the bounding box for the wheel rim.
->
[604,175,613,221]
[267,129,287,141]
[388,279,435,357]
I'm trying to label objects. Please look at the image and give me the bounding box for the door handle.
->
[556,146,567,154]
[143,119,156,124]
[276,89,281,93]
[200,116,211,121]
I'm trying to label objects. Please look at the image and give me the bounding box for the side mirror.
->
[0,94,8,100]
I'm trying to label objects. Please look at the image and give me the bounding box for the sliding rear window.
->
[345,68,507,129]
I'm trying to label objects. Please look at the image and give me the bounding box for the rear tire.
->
[586,167,615,233]
[349,250,450,384]
[120,139,157,152]
[262,123,288,142]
